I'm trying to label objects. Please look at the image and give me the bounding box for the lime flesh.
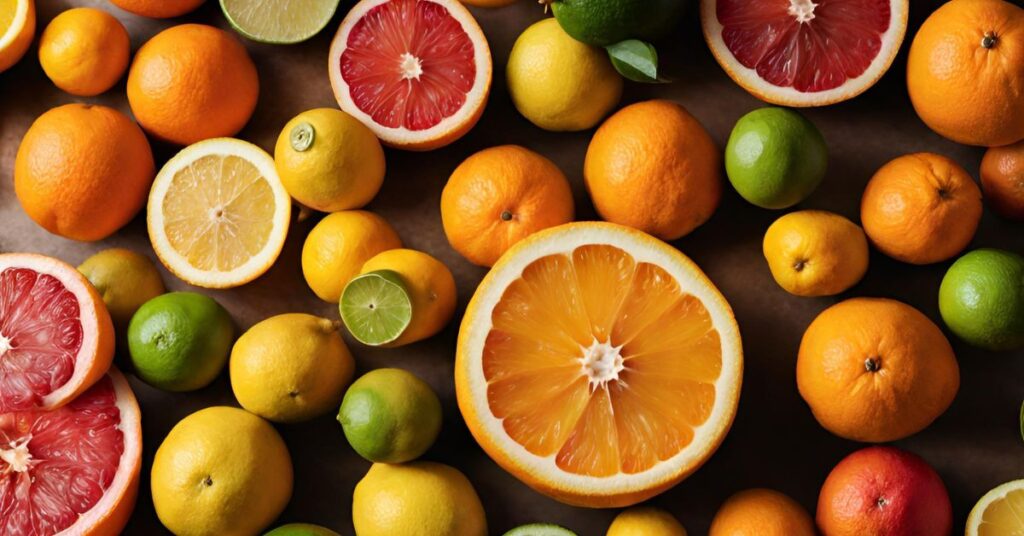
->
[220,0,340,44]
[503,524,578,536]
[340,270,413,346]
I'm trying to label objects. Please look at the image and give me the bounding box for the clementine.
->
[109,0,205,18]
[39,7,130,96]
[709,488,815,536]
[980,141,1024,220]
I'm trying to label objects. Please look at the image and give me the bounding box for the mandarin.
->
[980,141,1024,220]
[709,488,815,536]
[109,0,205,18]
[39,7,129,96]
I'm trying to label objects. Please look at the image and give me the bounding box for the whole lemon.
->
[151,406,293,536]
[38,7,130,96]
[353,462,487,536]
[230,313,355,423]
[301,211,402,302]
[507,18,622,131]
[762,210,869,297]
[608,506,687,536]
[78,248,165,334]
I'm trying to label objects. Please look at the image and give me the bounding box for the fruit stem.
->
[864,357,881,372]
[538,0,554,13]
[982,32,998,49]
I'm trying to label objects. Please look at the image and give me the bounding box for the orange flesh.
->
[483,244,722,476]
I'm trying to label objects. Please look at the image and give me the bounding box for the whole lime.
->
[549,0,686,47]
[939,248,1024,351]
[725,107,828,209]
[128,292,234,391]
[338,368,442,463]
[264,523,340,536]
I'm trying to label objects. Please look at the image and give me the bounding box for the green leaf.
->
[606,40,666,84]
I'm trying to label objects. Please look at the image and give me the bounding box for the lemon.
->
[507,18,622,132]
[78,247,165,335]
[762,210,869,297]
[607,506,687,536]
[230,313,355,423]
[264,523,340,536]
[353,462,487,536]
[275,108,385,213]
[151,406,293,536]
[301,210,402,303]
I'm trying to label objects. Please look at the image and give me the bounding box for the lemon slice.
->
[0,0,35,74]
[148,138,291,288]
[967,479,1024,536]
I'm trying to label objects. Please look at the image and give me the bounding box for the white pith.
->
[0,332,10,356]
[0,0,29,51]
[965,478,1024,534]
[788,0,817,23]
[399,52,424,80]
[579,339,625,391]
[0,436,32,473]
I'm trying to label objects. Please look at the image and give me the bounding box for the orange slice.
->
[455,222,743,507]
[0,0,34,74]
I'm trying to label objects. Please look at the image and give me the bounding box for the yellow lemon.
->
[762,210,868,297]
[38,7,130,96]
[301,210,402,302]
[359,248,456,347]
[608,506,687,536]
[78,248,165,333]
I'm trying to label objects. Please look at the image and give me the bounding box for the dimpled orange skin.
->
[797,297,960,443]
[584,100,722,241]
[708,488,815,536]
[980,141,1024,220]
[38,7,130,97]
[860,153,982,265]
[14,104,155,242]
[907,0,1024,146]
[127,24,258,145]
[109,0,206,18]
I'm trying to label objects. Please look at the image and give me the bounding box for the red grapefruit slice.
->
[0,253,114,412]
[328,0,492,151]
[0,368,141,535]
[701,0,908,107]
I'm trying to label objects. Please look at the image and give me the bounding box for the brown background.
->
[2,0,1023,534]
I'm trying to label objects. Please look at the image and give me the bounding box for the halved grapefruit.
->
[0,368,142,535]
[0,253,114,412]
[455,222,743,508]
[328,0,492,151]
[700,0,908,107]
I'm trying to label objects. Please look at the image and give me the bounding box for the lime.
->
[939,248,1024,351]
[504,524,578,536]
[338,368,442,463]
[548,0,686,47]
[340,270,413,346]
[220,0,340,44]
[128,292,234,391]
[264,523,340,536]
[725,107,828,209]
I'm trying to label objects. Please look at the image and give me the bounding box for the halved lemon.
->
[148,138,291,288]
[0,0,34,74]
[455,222,743,508]
[967,479,1024,536]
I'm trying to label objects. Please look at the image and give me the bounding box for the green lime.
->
[504,524,578,536]
[340,270,413,346]
[725,107,828,209]
[939,248,1024,351]
[220,0,340,44]
[128,292,234,392]
[548,0,686,47]
[337,368,442,463]
[264,523,340,536]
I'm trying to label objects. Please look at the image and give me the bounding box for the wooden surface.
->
[1,0,1023,534]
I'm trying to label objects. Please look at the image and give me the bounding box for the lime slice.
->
[340,270,413,346]
[503,524,577,536]
[220,0,340,44]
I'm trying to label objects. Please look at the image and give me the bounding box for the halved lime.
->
[503,524,577,536]
[340,270,412,346]
[220,0,340,44]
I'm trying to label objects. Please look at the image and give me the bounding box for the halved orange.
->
[455,222,743,508]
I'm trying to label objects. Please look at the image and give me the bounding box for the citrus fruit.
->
[505,524,578,536]
[275,108,386,213]
[725,107,827,209]
[817,446,952,536]
[980,141,1024,220]
[607,506,687,536]
[461,0,517,6]
[265,524,342,536]
[15,103,155,242]
[148,137,292,289]
[0,253,114,411]
[708,489,814,536]
[128,24,259,145]
[0,369,141,535]
[338,367,443,463]
[109,0,205,18]
[352,461,487,536]
[966,479,1024,536]
[340,270,413,346]
[546,0,685,46]
[939,249,1024,351]
[860,152,982,265]
[329,0,492,150]
[152,406,293,536]
[441,145,575,267]
[301,210,402,302]
[907,0,1024,146]
[38,7,129,96]
[762,210,868,297]
[701,0,908,106]
[0,0,34,74]
[128,292,234,392]
[455,222,743,507]
[231,313,355,423]
[221,0,340,43]
[78,247,165,345]
[585,100,721,241]
[797,297,959,442]
[507,18,622,131]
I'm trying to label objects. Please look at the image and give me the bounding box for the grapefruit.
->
[700,0,908,106]
[328,0,492,151]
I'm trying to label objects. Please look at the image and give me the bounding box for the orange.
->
[441,145,575,267]
[584,100,722,241]
[797,297,960,442]
[860,153,982,265]
[127,24,258,145]
[109,0,205,18]
[907,0,1024,146]
[39,7,130,96]
[980,140,1024,220]
[0,0,35,74]
[15,103,155,242]
[709,489,815,536]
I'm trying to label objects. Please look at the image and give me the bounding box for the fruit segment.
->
[978,488,1024,534]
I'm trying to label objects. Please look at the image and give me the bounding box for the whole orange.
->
[584,100,721,241]
[980,140,1024,220]
[709,488,815,536]
[441,145,574,267]
[127,24,258,145]
[39,7,130,96]
[15,103,155,241]
[907,0,1024,146]
[797,297,959,443]
[109,0,205,18]
[860,153,982,265]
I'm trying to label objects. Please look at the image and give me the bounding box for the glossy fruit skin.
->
[360,249,457,347]
[15,103,154,241]
[78,248,165,359]
[38,7,129,96]
[980,141,1024,220]
[264,524,341,536]
[550,0,686,46]
[608,506,687,536]
[109,0,206,18]
[301,211,402,303]
[709,488,814,536]
[0,0,34,74]
[762,210,868,297]
[585,100,721,240]
[939,249,1024,351]
[817,446,952,536]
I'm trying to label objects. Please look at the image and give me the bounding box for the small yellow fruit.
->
[78,248,165,333]
[360,248,457,347]
[607,506,687,536]
[38,7,130,96]
[302,211,402,302]
[762,210,868,297]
